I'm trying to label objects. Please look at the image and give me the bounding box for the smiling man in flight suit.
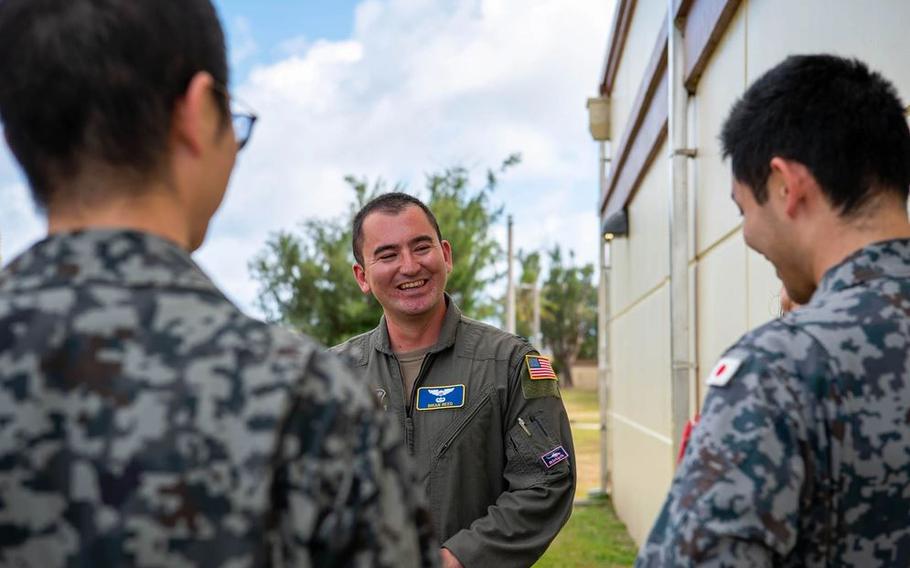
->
[333,192,576,568]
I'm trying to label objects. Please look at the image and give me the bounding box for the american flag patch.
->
[525,355,557,380]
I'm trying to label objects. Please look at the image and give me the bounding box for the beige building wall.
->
[604,0,676,543]
[604,0,910,546]
[608,140,673,543]
[606,3,675,542]
[608,0,666,154]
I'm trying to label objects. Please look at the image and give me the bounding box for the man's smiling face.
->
[354,205,453,321]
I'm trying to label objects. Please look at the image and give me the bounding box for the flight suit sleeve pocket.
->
[505,410,571,487]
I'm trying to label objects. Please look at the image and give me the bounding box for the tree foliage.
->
[516,246,597,387]
[249,156,520,346]
[248,178,386,347]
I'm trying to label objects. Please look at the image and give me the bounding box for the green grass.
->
[561,388,600,422]
[540,388,637,566]
[534,499,638,567]
[569,425,600,497]
[561,387,603,497]
[571,426,600,457]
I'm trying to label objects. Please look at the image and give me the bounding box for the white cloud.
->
[0,125,43,264]
[229,16,259,66]
[274,35,310,59]
[0,0,613,316]
[206,0,611,314]
[194,232,265,311]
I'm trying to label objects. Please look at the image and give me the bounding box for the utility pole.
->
[517,281,542,347]
[506,215,516,334]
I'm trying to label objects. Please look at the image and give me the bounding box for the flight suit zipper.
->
[404,352,436,453]
[436,393,493,457]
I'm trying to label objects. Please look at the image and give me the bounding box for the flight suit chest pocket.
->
[507,409,571,485]
[427,387,500,540]
[432,386,496,459]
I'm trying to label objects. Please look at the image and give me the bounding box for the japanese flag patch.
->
[706,357,742,388]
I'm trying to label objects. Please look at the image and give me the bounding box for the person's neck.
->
[46,182,194,251]
[810,203,910,284]
[385,300,448,353]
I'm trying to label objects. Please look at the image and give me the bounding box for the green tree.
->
[539,247,597,387]
[249,156,520,346]
[249,177,387,347]
[424,153,519,320]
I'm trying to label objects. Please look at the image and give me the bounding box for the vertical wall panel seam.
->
[743,0,751,328]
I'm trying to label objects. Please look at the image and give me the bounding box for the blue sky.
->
[214,0,363,82]
[217,0,360,43]
[0,0,612,316]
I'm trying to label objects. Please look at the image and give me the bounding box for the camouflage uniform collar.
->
[816,238,910,297]
[372,293,461,355]
[0,228,221,295]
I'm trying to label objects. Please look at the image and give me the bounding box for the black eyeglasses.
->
[211,81,258,151]
[232,110,257,151]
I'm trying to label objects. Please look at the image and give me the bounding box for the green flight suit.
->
[333,298,576,567]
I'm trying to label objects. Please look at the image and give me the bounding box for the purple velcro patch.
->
[540,445,569,468]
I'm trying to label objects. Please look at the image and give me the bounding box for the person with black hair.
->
[0,1,436,566]
[638,54,910,566]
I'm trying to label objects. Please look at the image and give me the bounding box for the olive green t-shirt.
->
[395,346,431,408]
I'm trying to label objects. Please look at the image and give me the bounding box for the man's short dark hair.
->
[352,193,443,265]
[0,0,229,208]
[720,54,910,215]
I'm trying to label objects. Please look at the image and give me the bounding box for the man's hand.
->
[440,548,464,568]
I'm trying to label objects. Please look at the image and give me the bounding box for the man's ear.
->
[769,157,814,218]
[353,263,371,294]
[171,71,214,157]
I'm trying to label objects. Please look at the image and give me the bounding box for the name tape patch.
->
[706,357,742,388]
[526,355,558,381]
[416,384,465,411]
[540,445,569,469]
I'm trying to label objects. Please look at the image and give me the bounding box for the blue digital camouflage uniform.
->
[0,229,437,568]
[638,238,910,567]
